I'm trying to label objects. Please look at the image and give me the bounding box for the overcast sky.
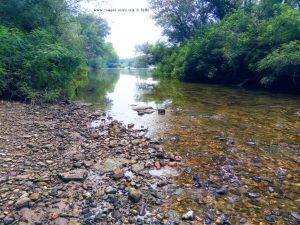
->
[81,0,163,59]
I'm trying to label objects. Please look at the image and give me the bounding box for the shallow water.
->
[78,69,300,224]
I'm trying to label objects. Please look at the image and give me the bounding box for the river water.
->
[78,69,300,224]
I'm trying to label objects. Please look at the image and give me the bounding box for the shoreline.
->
[0,101,185,224]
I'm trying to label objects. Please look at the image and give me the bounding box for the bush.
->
[0,26,88,102]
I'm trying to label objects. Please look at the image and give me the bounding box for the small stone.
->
[168,162,177,167]
[216,186,228,195]
[247,192,259,198]
[0,176,9,184]
[113,168,124,180]
[58,169,88,182]
[105,186,117,194]
[291,212,300,220]
[50,212,59,220]
[158,109,166,115]
[154,161,161,169]
[265,215,276,223]
[175,156,182,161]
[112,211,121,219]
[215,218,222,223]
[268,187,275,193]
[131,209,138,216]
[286,174,293,179]
[182,210,194,220]
[16,197,31,209]
[132,163,145,173]
[3,216,15,225]
[29,193,40,201]
[128,188,142,203]
[128,123,134,128]
[246,141,256,146]
[156,214,163,220]
[83,192,92,198]
[240,218,247,223]
[271,210,281,216]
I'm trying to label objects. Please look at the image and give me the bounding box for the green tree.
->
[149,0,238,43]
[257,41,300,89]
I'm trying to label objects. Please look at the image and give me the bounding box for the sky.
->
[81,0,163,59]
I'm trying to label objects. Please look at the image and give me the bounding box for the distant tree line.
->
[0,0,119,102]
[137,0,300,93]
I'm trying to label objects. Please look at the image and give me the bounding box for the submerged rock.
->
[291,212,300,220]
[216,186,228,195]
[182,210,194,220]
[247,192,260,198]
[158,109,166,115]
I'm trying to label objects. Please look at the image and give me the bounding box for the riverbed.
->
[77,68,300,224]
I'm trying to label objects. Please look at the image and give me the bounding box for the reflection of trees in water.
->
[120,68,152,79]
[142,80,185,106]
[76,69,120,106]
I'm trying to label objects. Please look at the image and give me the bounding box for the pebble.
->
[265,214,276,223]
[15,197,31,209]
[240,218,247,223]
[291,212,300,220]
[216,186,228,195]
[29,193,40,201]
[247,192,259,198]
[128,188,142,203]
[3,216,15,225]
[112,168,124,180]
[271,210,281,216]
[182,210,194,220]
[156,214,164,220]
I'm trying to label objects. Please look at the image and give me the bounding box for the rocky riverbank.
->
[0,101,187,225]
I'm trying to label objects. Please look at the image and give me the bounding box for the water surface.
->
[78,69,300,224]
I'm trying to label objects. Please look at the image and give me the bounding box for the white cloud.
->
[81,0,163,59]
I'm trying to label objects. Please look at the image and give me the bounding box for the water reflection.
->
[77,69,120,108]
[77,69,166,134]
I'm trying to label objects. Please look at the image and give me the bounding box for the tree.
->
[148,0,238,44]
[0,0,119,102]
[257,41,300,89]
[148,2,300,93]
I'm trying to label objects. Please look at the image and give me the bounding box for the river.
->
[77,68,300,224]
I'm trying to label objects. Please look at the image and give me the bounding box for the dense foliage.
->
[142,0,300,93]
[0,0,119,102]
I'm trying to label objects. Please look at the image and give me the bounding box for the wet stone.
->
[271,210,281,216]
[240,218,247,223]
[247,192,259,198]
[265,215,276,223]
[291,212,300,220]
[216,186,228,195]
